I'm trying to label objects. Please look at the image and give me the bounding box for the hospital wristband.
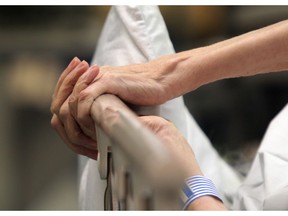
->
[180,175,223,210]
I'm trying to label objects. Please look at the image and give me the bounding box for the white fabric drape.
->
[78,6,242,210]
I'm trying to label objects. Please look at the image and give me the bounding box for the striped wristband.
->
[180,175,223,210]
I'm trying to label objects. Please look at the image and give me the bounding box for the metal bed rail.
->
[90,94,185,210]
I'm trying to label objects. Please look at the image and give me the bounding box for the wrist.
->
[180,175,225,210]
[156,52,197,100]
[187,195,227,210]
[167,47,212,96]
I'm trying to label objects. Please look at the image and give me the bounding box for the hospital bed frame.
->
[91,94,185,210]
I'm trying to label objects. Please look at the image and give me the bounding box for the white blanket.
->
[78,6,241,210]
[233,103,288,210]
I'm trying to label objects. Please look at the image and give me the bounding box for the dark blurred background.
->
[1,6,288,210]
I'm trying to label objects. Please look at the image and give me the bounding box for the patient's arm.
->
[187,196,227,210]
[140,116,227,211]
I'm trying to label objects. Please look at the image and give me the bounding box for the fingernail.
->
[69,57,80,67]
[88,65,98,73]
[83,65,99,82]
[75,60,86,69]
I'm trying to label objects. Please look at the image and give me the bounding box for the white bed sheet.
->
[233,103,288,210]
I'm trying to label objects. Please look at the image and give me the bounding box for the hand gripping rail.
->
[90,94,185,210]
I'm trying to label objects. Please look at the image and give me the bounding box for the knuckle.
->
[50,97,65,114]
[68,96,76,106]
[50,105,56,114]
[78,89,92,102]
[50,116,58,129]
[58,105,69,120]
[75,81,89,94]
[50,101,60,114]
[65,78,75,87]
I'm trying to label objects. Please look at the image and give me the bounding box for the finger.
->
[51,114,98,160]
[52,57,81,100]
[69,65,99,138]
[58,101,98,150]
[139,115,166,129]
[51,60,89,114]
[69,65,99,119]
[75,72,113,132]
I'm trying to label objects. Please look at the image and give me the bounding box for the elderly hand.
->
[139,115,202,179]
[50,57,99,160]
[68,54,191,138]
[51,53,190,159]
[139,115,227,210]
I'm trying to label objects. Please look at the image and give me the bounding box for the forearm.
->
[160,20,288,98]
[186,196,227,210]
[200,20,288,79]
